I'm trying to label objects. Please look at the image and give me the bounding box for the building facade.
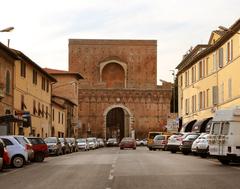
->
[69,39,172,140]
[176,19,240,130]
[44,68,83,138]
[51,99,66,137]
[12,50,56,137]
[0,42,18,135]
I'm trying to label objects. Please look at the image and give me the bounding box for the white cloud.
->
[0,0,239,82]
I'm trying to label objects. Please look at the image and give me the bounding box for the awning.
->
[180,119,197,132]
[0,115,25,123]
[191,117,213,133]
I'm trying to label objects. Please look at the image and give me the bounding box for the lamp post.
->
[0,26,14,47]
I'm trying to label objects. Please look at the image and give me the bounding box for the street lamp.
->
[0,26,14,47]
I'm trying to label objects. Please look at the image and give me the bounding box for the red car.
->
[28,137,48,162]
[0,138,10,170]
[119,137,136,150]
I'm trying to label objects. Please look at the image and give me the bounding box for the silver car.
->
[77,138,89,151]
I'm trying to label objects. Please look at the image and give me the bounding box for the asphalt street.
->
[1,147,240,189]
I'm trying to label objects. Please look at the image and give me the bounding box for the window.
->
[226,40,233,63]
[46,80,49,92]
[38,102,41,116]
[42,104,44,117]
[228,78,232,99]
[218,48,223,68]
[212,86,218,105]
[46,106,48,119]
[185,98,190,115]
[58,112,60,124]
[199,60,205,79]
[33,100,37,115]
[52,108,54,121]
[6,70,11,95]
[199,92,203,110]
[62,113,64,124]
[33,70,37,85]
[206,89,210,107]
[21,95,26,110]
[20,62,26,78]
[42,77,45,90]
[221,122,230,135]
[184,71,189,87]
[212,123,221,135]
[213,52,217,72]
[1,138,13,146]
[206,57,209,76]
[191,66,196,83]
[180,75,183,87]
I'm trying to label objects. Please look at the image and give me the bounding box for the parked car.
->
[119,137,136,150]
[191,133,208,155]
[69,138,79,152]
[0,136,30,168]
[147,132,164,150]
[0,139,4,170]
[136,139,147,146]
[97,138,105,148]
[180,133,200,155]
[167,133,188,153]
[66,138,74,153]
[196,134,209,158]
[87,137,98,149]
[151,135,171,151]
[77,138,90,151]
[44,137,63,156]
[59,138,71,154]
[106,138,118,147]
[28,137,48,162]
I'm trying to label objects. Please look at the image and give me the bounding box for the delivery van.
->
[208,107,240,164]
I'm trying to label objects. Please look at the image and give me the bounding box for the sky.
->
[0,0,239,83]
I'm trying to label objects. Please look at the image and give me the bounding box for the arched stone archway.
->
[103,104,134,140]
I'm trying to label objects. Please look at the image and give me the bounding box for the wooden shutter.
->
[212,86,218,105]
[219,48,223,68]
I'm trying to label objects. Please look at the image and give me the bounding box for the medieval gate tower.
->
[69,39,172,140]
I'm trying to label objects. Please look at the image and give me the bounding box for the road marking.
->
[106,188,111,189]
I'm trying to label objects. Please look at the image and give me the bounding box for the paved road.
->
[1,147,240,189]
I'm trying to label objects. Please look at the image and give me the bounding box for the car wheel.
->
[219,159,230,165]
[12,155,24,168]
[133,148,136,150]
[200,154,208,158]
[120,147,124,150]
[35,152,44,162]
[171,150,176,153]
[182,151,189,155]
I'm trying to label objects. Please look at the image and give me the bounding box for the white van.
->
[208,107,240,164]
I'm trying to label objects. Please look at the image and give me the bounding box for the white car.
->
[196,134,209,158]
[191,133,208,154]
[0,136,30,168]
[167,133,189,153]
[87,137,97,149]
[77,138,90,151]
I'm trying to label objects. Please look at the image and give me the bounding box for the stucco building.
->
[69,39,172,140]
[176,18,240,132]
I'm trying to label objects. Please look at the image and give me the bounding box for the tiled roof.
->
[44,68,83,80]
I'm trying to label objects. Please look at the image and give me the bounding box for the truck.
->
[208,107,240,164]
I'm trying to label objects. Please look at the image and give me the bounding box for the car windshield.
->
[77,139,86,142]
[66,138,72,143]
[28,138,45,145]
[122,138,133,142]
[149,133,162,139]
[44,137,57,143]
[154,135,165,140]
[59,138,64,142]
[185,134,199,140]
[108,138,116,142]
[15,136,30,146]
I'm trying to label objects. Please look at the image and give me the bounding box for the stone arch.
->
[99,60,127,88]
[103,104,134,140]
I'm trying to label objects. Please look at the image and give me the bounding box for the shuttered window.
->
[212,86,218,105]
[219,48,223,68]
[228,78,232,99]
